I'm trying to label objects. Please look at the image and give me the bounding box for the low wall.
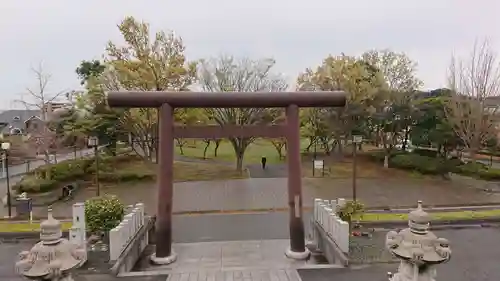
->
[311,220,349,266]
[310,198,350,266]
[110,216,154,275]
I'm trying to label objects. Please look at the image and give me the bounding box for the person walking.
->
[261,156,267,170]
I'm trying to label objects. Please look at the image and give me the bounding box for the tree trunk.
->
[384,155,389,168]
[203,140,211,159]
[236,150,245,172]
[176,139,185,155]
[214,140,221,157]
[402,129,409,151]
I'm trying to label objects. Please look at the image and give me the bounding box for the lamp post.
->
[1,141,11,218]
[88,136,100,196]
[352,135,363,202]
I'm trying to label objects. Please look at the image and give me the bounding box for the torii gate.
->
[107,91,346,264]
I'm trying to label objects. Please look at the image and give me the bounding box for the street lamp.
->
[87,136,100,196]
[1,141,11,218]
[352,135,363,202]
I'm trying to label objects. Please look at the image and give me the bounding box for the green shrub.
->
[413,148,439,157]
[16,177,58,193]
[337,200,364,224]
[477,169,500,180]
[390,154,450,175]
[84,195,125,234]
[457,161,500,181]
[457,162,487,175]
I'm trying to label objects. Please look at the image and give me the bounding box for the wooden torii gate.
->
[107,91,346,264]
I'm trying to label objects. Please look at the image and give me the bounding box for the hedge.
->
[14,153,155,193]
[368,150,500,180]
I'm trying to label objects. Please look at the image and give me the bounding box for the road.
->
[3,213,500,280]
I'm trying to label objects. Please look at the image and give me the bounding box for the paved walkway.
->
[40,175,500,217]
[137,240,320,273]
[247,164,287,178]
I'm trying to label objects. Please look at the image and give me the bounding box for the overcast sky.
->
[0,0,498,108]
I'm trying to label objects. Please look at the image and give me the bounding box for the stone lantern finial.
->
[408,200,431,235]
[40,207,63,245]
[15,207,86,280]
[385,201,451,281]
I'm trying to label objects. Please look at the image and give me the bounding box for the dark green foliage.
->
[75,60,106,85]
[411,96,461,156]
[412,148,439,157]
[390,154,452,175]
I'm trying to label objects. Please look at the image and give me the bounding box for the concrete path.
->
[247,164,287,178]
[171,211,312,243]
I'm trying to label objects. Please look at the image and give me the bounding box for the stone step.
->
[167,269,301,281]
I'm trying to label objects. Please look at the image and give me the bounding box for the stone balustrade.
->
[313,198,350,254]
[109,203,145,261]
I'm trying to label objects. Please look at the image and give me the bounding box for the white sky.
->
[0,0,499,108]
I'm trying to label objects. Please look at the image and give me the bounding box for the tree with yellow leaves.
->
[103,16,197,161]
[297,54,386,156]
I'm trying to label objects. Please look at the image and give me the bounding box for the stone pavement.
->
[41,175,500,218]
[166,268,300,281]
[134,240,321,281]
[135,240,323,273]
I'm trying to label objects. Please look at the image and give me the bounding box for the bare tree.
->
[16,63,66,178]
[445,40,500,160]
[197,55,288,171]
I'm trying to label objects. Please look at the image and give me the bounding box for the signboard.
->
[353,135,363,143]
[313,160,324,169]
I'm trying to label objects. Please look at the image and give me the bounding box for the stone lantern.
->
[386,201,451,281]
[15,208,86,281]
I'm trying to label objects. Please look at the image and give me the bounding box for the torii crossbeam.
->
[107,91,347,264]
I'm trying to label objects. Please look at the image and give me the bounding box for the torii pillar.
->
[107,91,346,264]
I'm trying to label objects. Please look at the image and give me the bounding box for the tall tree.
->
[198,55,287,171]
[297,54,386,156]
[103,16,197,162]
[72,60,124,155]
[445,40,500,160]
[412,91,460,157]
[361,49,423,166]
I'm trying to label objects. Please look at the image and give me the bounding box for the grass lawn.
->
[1,209,500,232]
[0,221,73,232]
[356,209,500,222]
[114,157,248,182]
[175,139,303,165]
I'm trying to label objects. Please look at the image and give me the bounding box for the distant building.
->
[0,102,72,136]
